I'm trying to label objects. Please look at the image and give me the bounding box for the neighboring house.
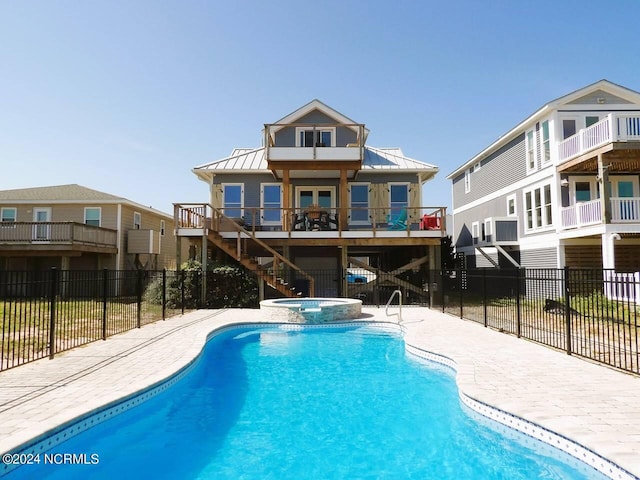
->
[447,79,640,272]
[0,184,180,271]
[175,99,445,299]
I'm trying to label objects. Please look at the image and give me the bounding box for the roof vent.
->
[596,97,606,104]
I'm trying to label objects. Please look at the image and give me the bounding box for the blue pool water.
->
[6,325,607,479]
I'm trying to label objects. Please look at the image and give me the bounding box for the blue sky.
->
[1,0,639,214]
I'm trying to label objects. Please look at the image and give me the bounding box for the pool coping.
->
[0,308,639,478]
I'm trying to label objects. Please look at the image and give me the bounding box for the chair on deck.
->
[420,214,441,230]
[386,208,408,230]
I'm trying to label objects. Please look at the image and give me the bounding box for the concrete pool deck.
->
[0,307,638,478]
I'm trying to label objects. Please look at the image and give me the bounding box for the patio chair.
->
[386,208,408,230]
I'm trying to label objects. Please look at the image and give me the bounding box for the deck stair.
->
[206,209,314,298]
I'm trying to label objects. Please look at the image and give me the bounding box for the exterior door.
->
[33,208,51,241]
[296,187,335,210]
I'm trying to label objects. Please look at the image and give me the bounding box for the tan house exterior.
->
[0,184,182,271]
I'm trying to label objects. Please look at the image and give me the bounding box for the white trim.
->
[483,218,492,241]
[260,183,282,226]
[464,169,471,193]
[116,204,122,269]
[84,206,101,227]
[388,182,410,211]
[540,119,552,165]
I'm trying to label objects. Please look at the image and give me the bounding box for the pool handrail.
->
[385,289,403,323]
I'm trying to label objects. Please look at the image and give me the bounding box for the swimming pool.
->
[3,325,609,479]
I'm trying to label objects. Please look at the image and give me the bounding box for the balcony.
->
[263,122,366,164]
[558,113,640,164]
[560,197,640,229]
[174,203,446,240]
[0,222,118,252]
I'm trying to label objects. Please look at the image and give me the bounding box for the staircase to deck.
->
[206,210,314,298]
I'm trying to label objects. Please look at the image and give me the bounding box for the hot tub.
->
[259,298,362,324]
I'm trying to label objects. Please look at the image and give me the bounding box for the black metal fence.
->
[2,266,638,375]
[438,268,640,375]
[0,269,187,372]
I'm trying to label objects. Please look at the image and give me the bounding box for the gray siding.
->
[452,134,526,209]
[273,110,357,147]
[520,248,557,269]
[453,194,515,248]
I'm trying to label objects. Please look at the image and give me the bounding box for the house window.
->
[575,182,592,202]
[541,121,550,163]
[295,127,335,147]
[586,116,599,127]
[133,212,141,229]
[261,184,282,225]
[524,183,553,231]
[473,161,481,172]
[472,221,479,245]
[507,194,516,216]
[389,183,409,217]
[1,207,16,222]
[526,129,536,172]
[464,169,471,193]
[562,119,577,139]
[349,184,370,224]
[84,207,101,227]
[223,184,243,218]
[160,220,165,236]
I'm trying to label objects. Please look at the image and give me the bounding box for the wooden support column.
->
[340,168,348,231]
[597,153,611,224]
[283,169,290,230]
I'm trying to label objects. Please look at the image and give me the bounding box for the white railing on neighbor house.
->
[560,199,602,228]
[558,113,640,163]
[605,270,640,304]
[561,197,640,229]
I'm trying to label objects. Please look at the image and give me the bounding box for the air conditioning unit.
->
[127,229,160,254]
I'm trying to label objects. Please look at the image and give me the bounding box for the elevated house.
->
[175,100,446,301]
[0,184,180,272]
[447,80,640,276]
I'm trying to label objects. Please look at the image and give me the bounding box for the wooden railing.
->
[558,113,640,163]
[0,222,117,248]
[174,204,447,235]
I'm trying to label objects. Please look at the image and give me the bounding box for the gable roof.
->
[192,146,438,180]
[0,184,172,217]
[0,184,125,202]
[266,99,370,139]
[446,79,640,179]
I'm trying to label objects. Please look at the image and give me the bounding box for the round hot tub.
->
[259,297,362,324]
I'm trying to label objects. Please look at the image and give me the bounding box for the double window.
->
[84,207,101,227]
[524,184,553,231]
[295,127,335,147]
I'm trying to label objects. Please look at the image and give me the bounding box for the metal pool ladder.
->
[385,289,403,323]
